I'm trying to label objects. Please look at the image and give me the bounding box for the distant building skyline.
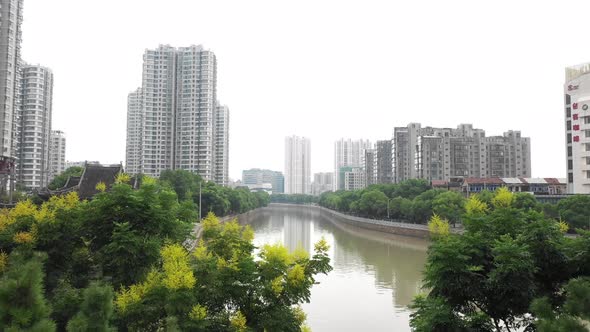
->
[312,172,333,196]
[241,168,284,194]
[284,136,311,194]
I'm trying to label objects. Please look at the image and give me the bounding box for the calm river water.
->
[238,205,429,332]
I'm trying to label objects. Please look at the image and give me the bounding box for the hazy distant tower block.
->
[49,130,66,183]
[334,138,372,191]
[125,45,229,185]
[125,88,143,175]
[213,104,229,186]
[565,63,590,194]
[284,136,311,194]
[17,65,53,189]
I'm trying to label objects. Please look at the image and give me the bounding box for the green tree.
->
[115,213,332,331]
[557,195,590,229]
[0,252,57,331]
[357,190,388,217]
[48,166,84,190]
[411,189,581,331]
[432,191,465,225]
[66,282,115,332]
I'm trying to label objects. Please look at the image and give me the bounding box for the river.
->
[238,204,429,332]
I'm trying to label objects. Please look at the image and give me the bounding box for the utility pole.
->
[199,181,202,222]
[387,198,391,219]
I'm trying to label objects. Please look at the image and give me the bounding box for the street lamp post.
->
[387,198,391,220]
[199,182,202,222]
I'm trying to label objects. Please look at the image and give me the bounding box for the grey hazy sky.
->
[21,0,590,180]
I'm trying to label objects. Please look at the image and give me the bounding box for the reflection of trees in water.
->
[316,212,427,307]
[244,206,427,308]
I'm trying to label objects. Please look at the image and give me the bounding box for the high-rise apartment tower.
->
[285,136,311,194]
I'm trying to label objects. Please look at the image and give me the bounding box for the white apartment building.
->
[312,172,333,196]
[125,88,142,175]
[125,45,229,185]
[213,104,229,186]
[285,136,311,194]
[49,130,66,182]
[334,138,372,190]
[565,63,590,193]
[0,0,23,189]
[17,65,53,189]
[344,167,366,191]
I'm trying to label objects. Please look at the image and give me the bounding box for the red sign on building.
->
[574,124,580,131]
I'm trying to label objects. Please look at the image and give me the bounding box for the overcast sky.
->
[20,0,590,180]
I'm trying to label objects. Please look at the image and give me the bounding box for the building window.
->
[567,120,572,130]
[568,159,573,170]
[568,173,573,183]
[566,94,571,105]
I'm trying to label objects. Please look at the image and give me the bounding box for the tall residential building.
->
[125,45,229,185]
[125,88,142,175]
[0,0,24,185]
[49,130,66,182]
[343,167,366,191]
[285,136,311,194]
[272,172,284,194]
[393,123,531,183]
[334,138,372,190]
[312,172,333,196]
[364,149,376,186]
[213,104,229,186]
[564,63,590,194]
[17,65,53,189]
[375,140,393,184]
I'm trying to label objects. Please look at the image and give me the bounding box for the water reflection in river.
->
[238,205,428,332]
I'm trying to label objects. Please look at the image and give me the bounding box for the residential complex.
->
[0,0,24,188]
[49,130,66,182]
[312,172,333,196]
[364,140,393,186]
[343,167,366,191]
[125,45,229,185]
[241,168,284,194]
[394,123,531,183]
[564,63,590,194]
[17,65,53,189]
[334,138,371,190]
[284,136,311,194]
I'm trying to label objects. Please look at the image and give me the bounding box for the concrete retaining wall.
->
[269,203,433,239]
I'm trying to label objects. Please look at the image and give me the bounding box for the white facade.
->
[125,45,229,185]
[49,130,66,182]
[334,138,372,190]
[285,136,311,194]
[0,0,23,160]
[312,172,333,196]
[17,65,53,189]
[344,167,366,191]
[213,104,229,186]
[125,88,142,175]
[565,63,590,193]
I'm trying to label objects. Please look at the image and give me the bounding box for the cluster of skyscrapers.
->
[125,45,229,185]
[0,0,66,191]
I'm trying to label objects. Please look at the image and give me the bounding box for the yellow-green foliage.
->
[492,187,514,208]
[428,214,450,237]
[13,231,34,244]
[293,306,307,325]
[115,172,131,184]
[0,251,7,273]
[558,219,569,233]
[465,195,488,215]
[95,181,107,192]
[314,237,330,254]
[193,240,211,261]
[260,243,291,265]
[116,270,162,313]
[287,264,305,285]
[271,276,284,296]
[202,211,220,229]
[189,304,208,321]
[242,225,254,242]
[292,246,310,262]
[141,175,157,186]
[230,311,247,332]
[161,244,196,290]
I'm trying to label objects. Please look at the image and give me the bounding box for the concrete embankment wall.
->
[269,203,432,239]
